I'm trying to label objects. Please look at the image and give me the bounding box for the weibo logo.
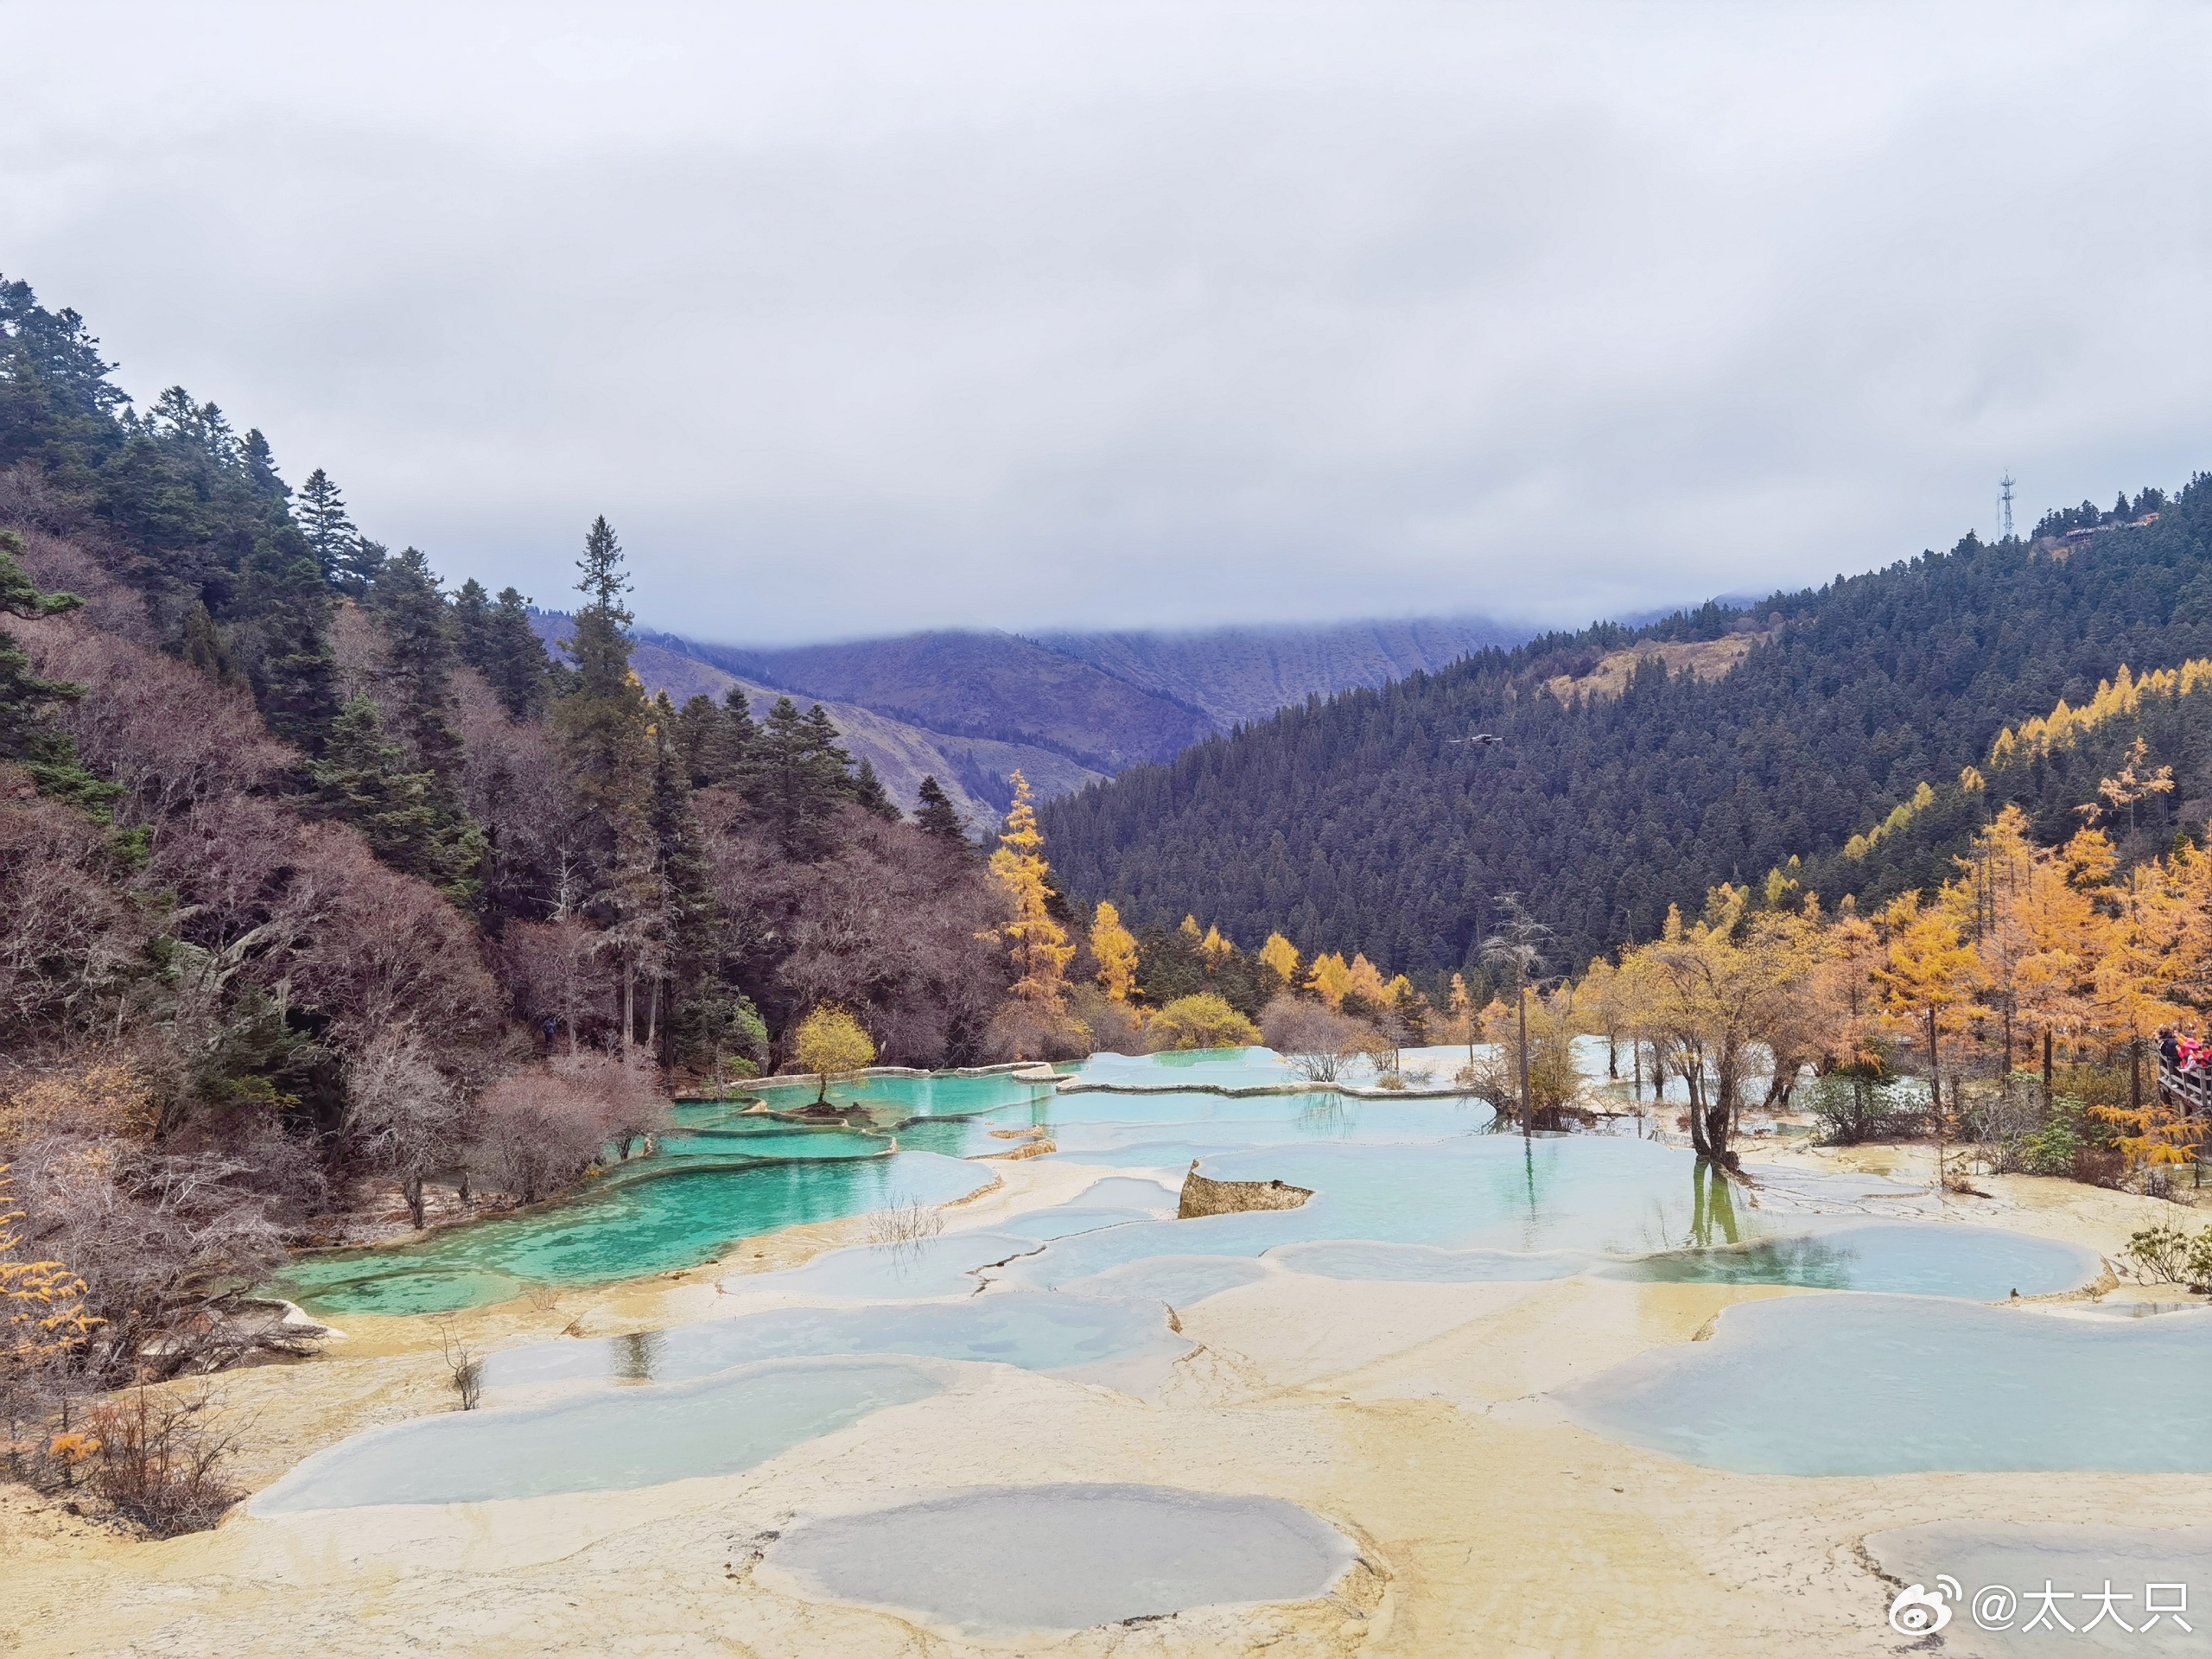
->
[1888,1576,1961,1635]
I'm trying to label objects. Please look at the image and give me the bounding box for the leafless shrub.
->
[521,1281,563,1314]
[1260,996,1363,1083]
[18,619,289,840]
[0,773,150,1046]
[862,1198,944,1249]
[701,798,1007,1068]
[467,1053,668,1203]
[982,999,1089,1063]
[432,1317,483,1410]
[346,1024,462,1229]
[10,1129,310,1384]
[1068,986,1146,1055]
[82,1384,243,1536]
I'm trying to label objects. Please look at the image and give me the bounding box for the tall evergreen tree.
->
[0,275,130,479]
[551,517,654,1038]
[850,757,900,821]
[554,518,649,830]
[714,687,760,785]
[480,587,551,721]
[675,693,725,787]
[754,696,854,861]
[295,467,356,584]
[181,599,243,684]
[451,576,493,667]
[307,696,483,899]
[646,692,721,1060]
[914,775,967,845]
[337,534,389,596]
[369,545,466,783]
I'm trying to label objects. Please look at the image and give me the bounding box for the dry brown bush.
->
[468,1053,668,1203]
[83,1385,242,1535]
[1259,996,1365,1082]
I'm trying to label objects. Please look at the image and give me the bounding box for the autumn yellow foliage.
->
[791,1007,876,1103]
[1089,901,1140,1002]
[0,1058,156,1143]
[3,1165,101,1378]
[988,772,1075,1009]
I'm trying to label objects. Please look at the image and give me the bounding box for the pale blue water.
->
[1560,1295,2212,1474]
[258,1055,2133,1517]
[764,1484,1357,1634]
[251,1357,939,1512]
[1605,1222,2100,1301]
[480,1290,1190,1389]
[1056,1255,1274,1306]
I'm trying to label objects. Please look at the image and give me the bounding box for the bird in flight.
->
[1447,731,1502,747]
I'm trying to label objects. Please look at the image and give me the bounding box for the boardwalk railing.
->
[2158,1056,2212,1116]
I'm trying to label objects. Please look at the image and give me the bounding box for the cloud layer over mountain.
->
[8,2,2209,640]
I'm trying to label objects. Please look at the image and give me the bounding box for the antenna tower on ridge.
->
[1999,471,2016,540]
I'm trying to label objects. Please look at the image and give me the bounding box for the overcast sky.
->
[6,3,2209,643]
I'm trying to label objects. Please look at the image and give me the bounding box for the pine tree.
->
[181,600,244,683]
[674,694,725,786]
[336,535,389,596]
[554,517,651,839]
[646,692,721,1061]
[369,545,466,783]
[296,467,357,584]
[230,528,341,753]
[452,577,493,668]
[915,775,967,844]
[850,757,900,821]
[714,688,760,785]
[754,696,854,861]
[482,587,550,721]
[308,696,482,898]
[551,517,654,1041]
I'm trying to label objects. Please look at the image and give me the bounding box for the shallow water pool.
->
[480,1288,1192,1391]
[252,1357,938,1512]
[761,1483,1357,1634]
[1605,1221,2100,1301]
[278,1151,990,1315]
[1560,1294,2212,1474]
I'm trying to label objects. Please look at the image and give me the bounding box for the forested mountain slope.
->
[1041,480,2212,980]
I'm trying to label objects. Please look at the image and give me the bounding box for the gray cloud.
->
[5,1,2209,640]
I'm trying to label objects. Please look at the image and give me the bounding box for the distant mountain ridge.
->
[1030,616,1522,729]
[528,611,1532,821]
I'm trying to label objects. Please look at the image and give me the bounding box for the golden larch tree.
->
[1090,901,1140,1002]
[1873,893,1985,1128]
[1259,932,1300,988]
[988,772,1075,1009]
[1306,952,1353,1009]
